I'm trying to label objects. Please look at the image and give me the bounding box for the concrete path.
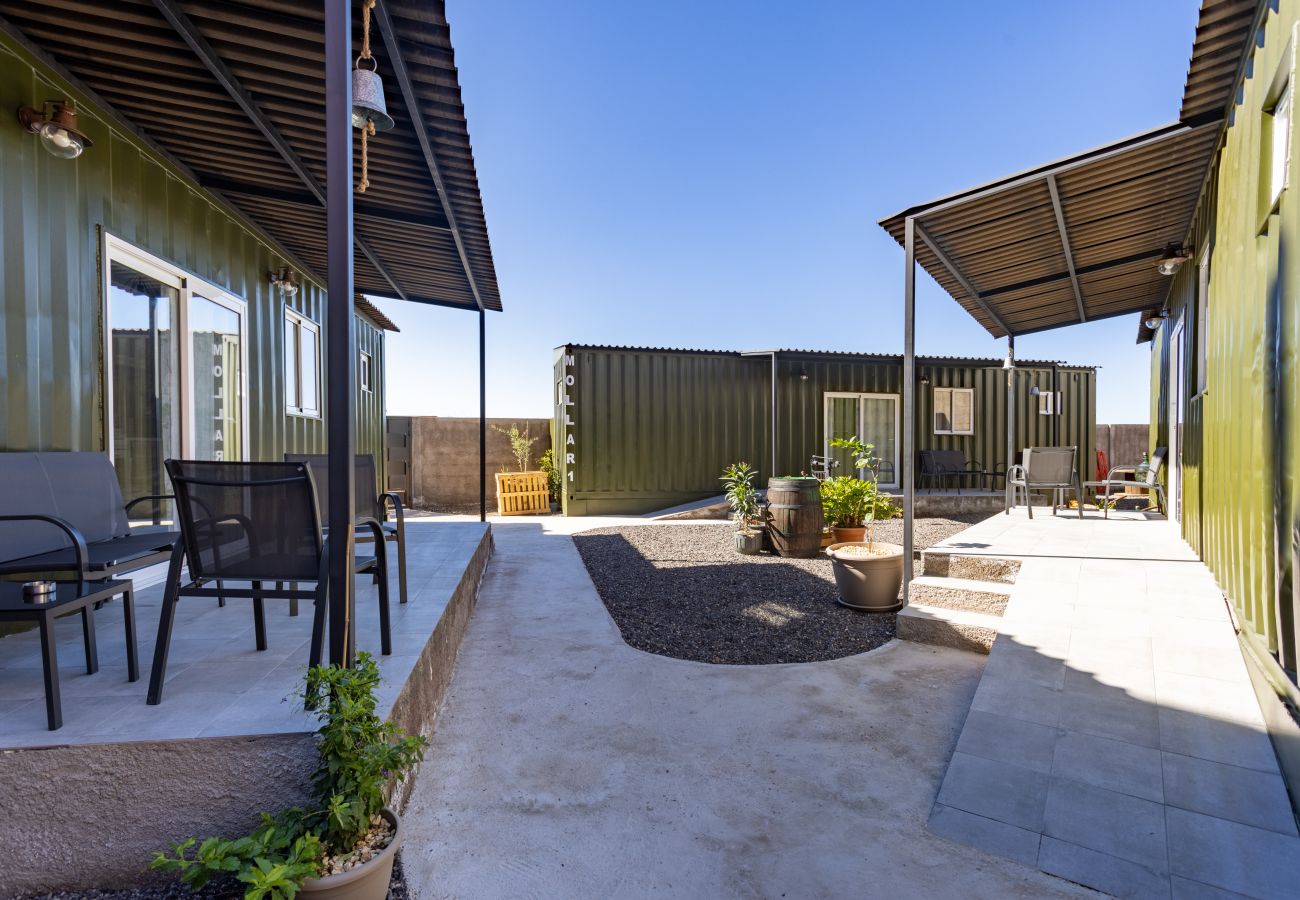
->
[401,517,1090,899]
[926,509,1300,899]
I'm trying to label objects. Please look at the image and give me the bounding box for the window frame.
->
[822,391,901,489]
[359,349,373,394]
[1194,244,1212,398]
[284,307,322,418]
[932,386,975,436]
[1259,30,1297,231]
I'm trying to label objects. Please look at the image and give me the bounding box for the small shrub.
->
[491,423,537,472]
[538,448,561,502]
[720,462,760,531]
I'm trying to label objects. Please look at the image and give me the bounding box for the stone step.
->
[920,551,1021,584]
[907,575,1013,616]
[896,604,1000,654]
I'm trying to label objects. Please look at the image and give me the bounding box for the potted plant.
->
[538,448,562,513]
[825,485,904,612]
[152,653,427,900]
[491,423,549,515]
[721,462,763,554]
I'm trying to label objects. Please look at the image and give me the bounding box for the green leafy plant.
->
[538,448,561,503]
[152,654,427,900]
[491,422,538,472]
[720,462,760,531]
[820,476,900,547]
[829,435,877,472]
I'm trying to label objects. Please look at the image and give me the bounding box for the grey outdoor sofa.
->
[0,452,179,580]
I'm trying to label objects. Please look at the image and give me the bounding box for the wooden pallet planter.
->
[495,471,550,515]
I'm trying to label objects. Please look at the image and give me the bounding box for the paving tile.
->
[935,751,1050,832]
[1154,671,1264,726]
[1149,616,1239,651]
[1157,707,1280,773]
[1162,752,1297,836]
[969,672,1062,728]
[1064,660,1158,703]
[1061,684,1161,748]
[956,709,1061,774]
[928,802,1041,867]
[1167,807,1300,900]
[1152,639,1247,683]
[1073,607,1154,636]
[1067,632,1154,675]
[1170,876,1253,899]
[1038,836,1171,900]
[1053,731,1163,802]
[983,639,1067,690]
[1043,778,1168,872]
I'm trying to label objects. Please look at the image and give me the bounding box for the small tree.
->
[538,448,561,502]
[491,423,537,472]
[720,462,760,532]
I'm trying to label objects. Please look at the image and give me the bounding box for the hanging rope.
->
[356,0,378,194]
[358,119,375,193]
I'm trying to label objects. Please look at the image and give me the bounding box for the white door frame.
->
[102,233,250,463]
[1169,312,1185,525]
[823,392,900,489]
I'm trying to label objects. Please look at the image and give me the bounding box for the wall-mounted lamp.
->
[269,267,300,297]
[1144,310,1168,331]
[797,368,809,381]
[1029,386,1041,397]
[17,100,92,159]
[919,373,931,386]
[1156,244,1192,276]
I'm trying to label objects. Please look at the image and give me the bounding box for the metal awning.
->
[0,0,500,313]
[877,120,1221,338]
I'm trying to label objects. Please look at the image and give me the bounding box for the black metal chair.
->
[285,453,408,605]
[919,449,995,493]
[146,460,390,705]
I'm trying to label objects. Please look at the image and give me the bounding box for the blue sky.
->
[373,0,1200,423]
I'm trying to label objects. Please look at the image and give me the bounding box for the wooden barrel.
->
[766,477,824,558]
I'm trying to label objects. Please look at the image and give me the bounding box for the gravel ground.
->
[572,515,986,665]
[16,856,412,900]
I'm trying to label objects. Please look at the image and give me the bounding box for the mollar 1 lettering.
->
[212,341,226,460]
[562,353,576,484]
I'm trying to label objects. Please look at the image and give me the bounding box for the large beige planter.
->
[298,809,403,900]
[494,471,550,515]
[826,542,904,612]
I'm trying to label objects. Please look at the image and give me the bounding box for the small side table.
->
[0,579,137,730]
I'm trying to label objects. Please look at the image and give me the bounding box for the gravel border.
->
[573,516,985,665]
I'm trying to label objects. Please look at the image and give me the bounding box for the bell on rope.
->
[351,58,394,132]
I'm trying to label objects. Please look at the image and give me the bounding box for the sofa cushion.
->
[0,452,131,563]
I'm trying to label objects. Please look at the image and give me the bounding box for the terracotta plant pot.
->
[298,809,403,900]
[735,530,763,555]
[832,526,867,543]
[825,542,904,612]
[820,530,834,549]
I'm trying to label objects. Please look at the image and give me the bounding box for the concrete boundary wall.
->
[405,417,552,510]
[1096,423,1149,474]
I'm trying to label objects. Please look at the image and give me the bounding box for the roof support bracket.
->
[915,222,1014,338]
[1045,175,1086,323]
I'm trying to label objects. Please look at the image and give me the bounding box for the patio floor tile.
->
[935,751,1050,831]
[956,709,1060,774]
[1038,836,1170,900]
[929,803,1041,867]
[1157,707,1279,773]
[1162,752,1298,836]
[969,672,1062,728]
[1043,778,1168,872]
[1166,807,1300,900]
[1052,732,1163,802]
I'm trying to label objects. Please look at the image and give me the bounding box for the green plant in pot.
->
[721,462,763,555]
[821,437,905,612]
[152,653,426,900]
[538,448,562,512]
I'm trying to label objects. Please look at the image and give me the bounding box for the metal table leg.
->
[38,614,62,730]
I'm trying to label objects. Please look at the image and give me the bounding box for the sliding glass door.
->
[824,392,900,488]
[105,237,247,521]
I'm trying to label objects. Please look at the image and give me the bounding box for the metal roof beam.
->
[914,221,1014,337]
[374,0,485,312]
[1045,174,1087,323]
[149,0,411,304]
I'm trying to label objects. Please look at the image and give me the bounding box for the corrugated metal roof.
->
[876,1,1261,339]
[559,344,1093,370]
[355,296,399,332]
[0,0,500,313]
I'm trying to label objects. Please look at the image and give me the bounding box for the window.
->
[933,387,974,435]
[1196,246,1211,395]
[360,350,373,393]
[1269,80,1292,210]
[1037,391,1060,415]
[285,308,321,417]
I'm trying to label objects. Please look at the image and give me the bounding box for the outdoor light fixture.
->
[1002,347,1016,371]
[17,100,92,159]
[269,267,299,297]
[798,368,809,381]
[919,373,931,385]
[1144,310,1168,331]
[1156,244,1192,276]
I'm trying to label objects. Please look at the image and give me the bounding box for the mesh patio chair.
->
[285,453,408,605]
[1005,446,1084,519]
[146,460,390,705]
[1084,447,1167,519]
[920,449,996,493]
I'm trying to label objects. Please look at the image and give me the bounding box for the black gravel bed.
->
[15,855,412,900]
[572,516,986,665]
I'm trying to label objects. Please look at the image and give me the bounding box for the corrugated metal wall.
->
[556,346,1095,516]
[0,38,386,483]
